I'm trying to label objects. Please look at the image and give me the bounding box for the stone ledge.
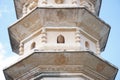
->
[8,8,110,54]
[4,51,118,80]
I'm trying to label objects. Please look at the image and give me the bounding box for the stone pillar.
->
[41,28,47,44]
[75,29,81,43]
[96,41,100,54]
[19,42,24,55]
[75,29,82,51]
[22,3,28,15]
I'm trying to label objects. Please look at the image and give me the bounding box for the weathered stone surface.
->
[14,0,102,18]
[8,8,110,54]
[4,51,118,80]
[5,1,118,80]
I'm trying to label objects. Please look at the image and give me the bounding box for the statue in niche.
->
[57,35,65,43]
[55,0,64,4]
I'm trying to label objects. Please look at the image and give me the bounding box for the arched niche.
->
[57,34,65,43]
[31,42,36,49]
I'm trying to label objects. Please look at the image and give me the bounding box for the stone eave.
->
[8,7,110,54]
[14,0,102,19]
[14,0,23,19]
[78,7,111,52]
[3,51,118,80]
[8,7,40,54]
[14,0,31,19]
[98,0,102,16]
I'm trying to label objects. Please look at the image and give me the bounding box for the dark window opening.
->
[57,34,65,43]
[31,42,36,49]
[85,41,90,49]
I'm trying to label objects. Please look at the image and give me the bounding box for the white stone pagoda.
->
[3,0,118,80]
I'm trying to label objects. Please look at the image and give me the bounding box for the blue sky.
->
[100,0,120,80]
[0,0,120,80]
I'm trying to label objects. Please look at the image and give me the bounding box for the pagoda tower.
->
[4,0,118,80]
